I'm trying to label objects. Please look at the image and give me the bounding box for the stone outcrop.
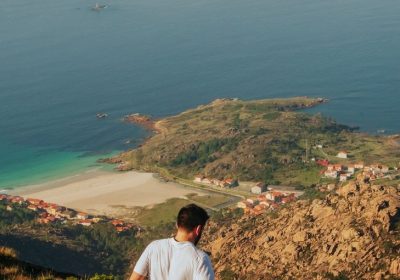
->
[202,181,400,279]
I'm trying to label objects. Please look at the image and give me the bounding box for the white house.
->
[246,198,255,205]
[327,184,336,191]
[251,186,262,194]
[202,178,212,184]
[265,192,283,203]
[324,170,338,179]
[354,163,364,169]
[381,165,389,173]
[77,212,89,220]
[194,175,204,183]
[347,166,355,174]
[251,182,267,194]
[237,201,253,209]
[339,174,347,182]
[79,220,92,227]
[212,179,222,186]
[337,151,348,159]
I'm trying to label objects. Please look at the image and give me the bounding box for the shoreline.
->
[10,169,209,218]
[8,167,109,195]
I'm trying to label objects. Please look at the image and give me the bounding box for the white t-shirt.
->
[134,238,214,280]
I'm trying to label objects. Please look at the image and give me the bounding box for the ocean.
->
[0,0,399,189]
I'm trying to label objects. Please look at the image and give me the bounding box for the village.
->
[237,186,298,215]
[317,150,398,182]
[0,194,136,233]
[193,175,301,216]
[193,150,400,217]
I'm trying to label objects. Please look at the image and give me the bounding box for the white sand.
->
[12,170,205,217]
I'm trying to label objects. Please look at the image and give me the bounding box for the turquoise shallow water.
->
[0,142,106,189]
[0,0,399,189]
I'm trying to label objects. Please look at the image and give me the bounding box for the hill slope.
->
[0,247,75,280]
[201,179,400,279]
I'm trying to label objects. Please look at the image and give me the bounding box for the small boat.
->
[92,3,107,11]
[377,129,386,134]
[96,113,108,119]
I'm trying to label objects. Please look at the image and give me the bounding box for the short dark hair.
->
[177,204,209,231]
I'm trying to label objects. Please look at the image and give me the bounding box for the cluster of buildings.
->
[319,160,394,182]
[321,162,364,182]
[110,219,136,233]
[194,175,239,188]
[237,191,297,215]
[361,164,393,181]
[0,194,134,233]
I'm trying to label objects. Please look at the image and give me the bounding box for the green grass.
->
[274,165,322,187]
[186,193,231,208]
[134,192,233,227]
[135,198,190,226]
[263,111,281,121]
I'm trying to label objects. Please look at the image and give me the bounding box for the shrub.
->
[220,268,238,280]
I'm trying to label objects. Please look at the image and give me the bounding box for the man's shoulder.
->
[192,249,214,279]
[189,246,211,264]
[198,249,211,262]
[148,238,171,249]
[149,239,210,262]
[150,238,170,245]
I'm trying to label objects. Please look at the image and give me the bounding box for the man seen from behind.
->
[130,203,214,280]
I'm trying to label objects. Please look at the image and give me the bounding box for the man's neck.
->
[174,229,193,243]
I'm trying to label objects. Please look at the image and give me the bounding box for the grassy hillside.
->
[114,97,400,186]
[0,246,76,280]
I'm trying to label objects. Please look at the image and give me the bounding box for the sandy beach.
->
[11,170,206,217]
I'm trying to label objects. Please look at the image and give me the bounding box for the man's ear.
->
[194,225,202,235]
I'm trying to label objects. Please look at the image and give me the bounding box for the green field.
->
[134,193,233,227]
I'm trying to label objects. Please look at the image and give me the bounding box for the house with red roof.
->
[26,198,43,206]
[111,219,125,226]
[10,196,25,204]
[316,159,329,167]
[281,193,296,204]
[224,178,238,188]
[27,205,38,211]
